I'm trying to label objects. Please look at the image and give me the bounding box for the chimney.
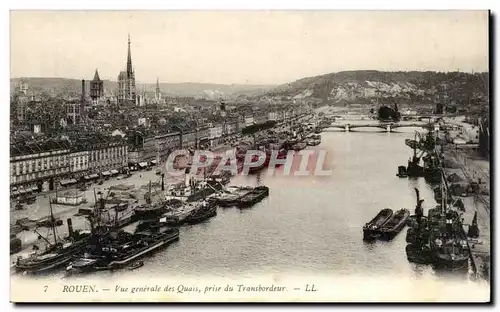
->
[80,79,86,123]
[81,79,86,99]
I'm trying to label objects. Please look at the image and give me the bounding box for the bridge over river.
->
[324,121,438,133]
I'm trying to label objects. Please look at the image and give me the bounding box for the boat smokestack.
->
[67,218,73,237]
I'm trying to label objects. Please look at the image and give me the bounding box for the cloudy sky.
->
[10,11,489,85]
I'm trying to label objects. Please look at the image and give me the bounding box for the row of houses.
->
[10,110,308,192]
[10,137,128,192]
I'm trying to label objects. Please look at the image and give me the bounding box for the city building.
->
[68,150,90,178]
[66,99,83,125]
[128,131,180,167]
[10,139,72,192]
[117,34,137,106]
[87,138,129,175]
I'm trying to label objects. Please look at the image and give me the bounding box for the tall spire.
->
[127,34,133,78]
[155,77,161,101]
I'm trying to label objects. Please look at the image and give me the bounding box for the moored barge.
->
[378,208,410,241]
[362,208,393,241]
[237,186,269,208]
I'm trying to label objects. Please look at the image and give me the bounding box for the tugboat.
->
[429,211,469,272]
[133,177,170,221]
[405,188,432,264]
[423,153,442,184]
[362,208,393,241]
[378,208,410,240]
[15,201,91,274]
[184,200,217,224]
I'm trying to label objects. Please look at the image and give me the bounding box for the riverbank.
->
[442,146,490,281]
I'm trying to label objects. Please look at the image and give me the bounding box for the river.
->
[12,126,490,302]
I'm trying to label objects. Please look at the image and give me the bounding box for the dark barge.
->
[237,186,270,208]
[362,208,393,241]
[378,208,410,241]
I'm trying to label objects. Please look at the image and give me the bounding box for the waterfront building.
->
[155,133,182,163]
[128,131,181,167]
[197,126,211,148]
[10,139,72,192]
[87,139,129,176]
[117,34,137,106]
[68,150,90,178]
[209,124,223,146]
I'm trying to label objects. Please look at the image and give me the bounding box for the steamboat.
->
[15,201,91,274]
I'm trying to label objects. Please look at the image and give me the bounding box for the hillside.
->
[10,77,274,99]
[265,70,489,105]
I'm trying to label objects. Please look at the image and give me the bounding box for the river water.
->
[13,125,490,301]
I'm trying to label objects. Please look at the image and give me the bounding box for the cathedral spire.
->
[127,34,133,78]
[155,77,161,101]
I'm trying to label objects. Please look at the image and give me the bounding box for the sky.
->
[10,10,489,85]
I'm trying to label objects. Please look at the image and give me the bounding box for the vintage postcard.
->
[9,10,490,303]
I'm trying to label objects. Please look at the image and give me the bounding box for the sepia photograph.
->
[8,10,490,303]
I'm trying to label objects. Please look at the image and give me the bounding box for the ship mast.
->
[49,198,58,245]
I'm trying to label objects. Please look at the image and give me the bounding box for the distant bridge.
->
[324,122,437,133]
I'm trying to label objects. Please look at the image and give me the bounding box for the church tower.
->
[118,34,137,105]
[155,77,162,102]
[90,68,104,105]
